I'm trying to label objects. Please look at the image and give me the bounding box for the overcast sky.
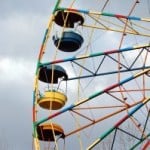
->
[0,0,52,149]
[0,0,150,150]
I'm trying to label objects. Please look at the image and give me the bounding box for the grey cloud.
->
[0,0,52,18]
[0,12,47,60]
[0,78,32,149]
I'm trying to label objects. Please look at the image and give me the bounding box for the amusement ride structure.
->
[32,0,150,149]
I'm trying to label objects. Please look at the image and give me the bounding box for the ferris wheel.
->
[32,0,150,149]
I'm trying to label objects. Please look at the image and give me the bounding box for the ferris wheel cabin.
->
[37,123,65,141]
[53,10,84,52]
